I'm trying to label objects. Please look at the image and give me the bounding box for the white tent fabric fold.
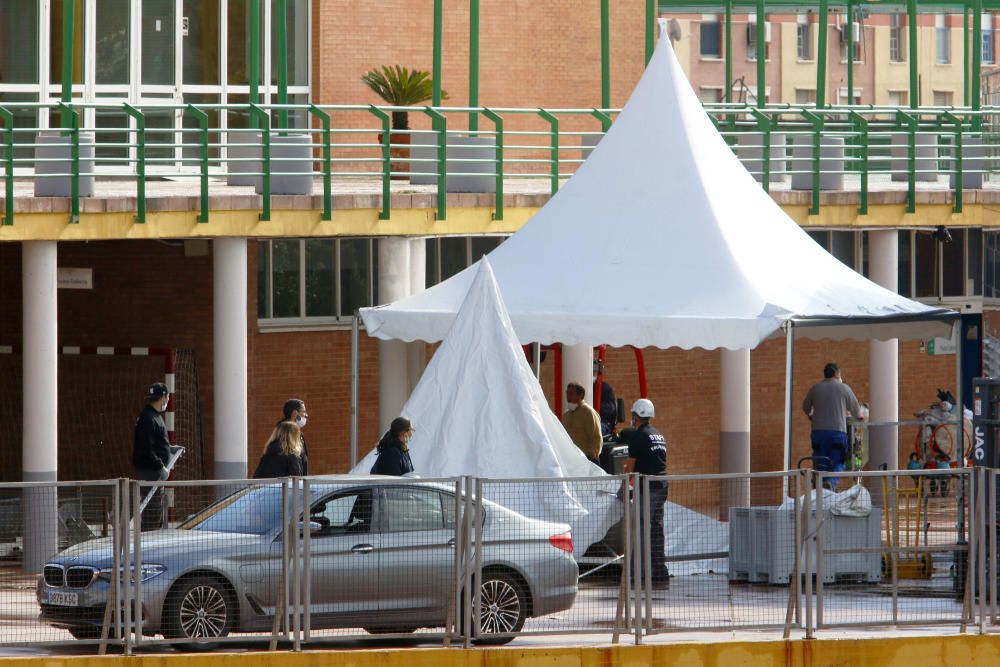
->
[352,258,621,556]
[361,27,954,350]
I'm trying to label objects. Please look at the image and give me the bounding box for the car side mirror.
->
[616,398,626,424]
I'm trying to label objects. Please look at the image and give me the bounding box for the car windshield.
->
[180,486,287,535]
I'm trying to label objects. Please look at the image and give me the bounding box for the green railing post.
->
[964,6,971,108]
[433,0,443,107]
[801,109,824,215]
[248,104,271,221]
[184,105,210,223]
[276,0,289,131]
[974,0,983,130]
[308,106,332,221]
[944,111,964,213]
[846,0,854,105]
[538,109,560,196]
[482,108,504,221]
[849,111,869,215]
[755,0,765,107]
[645,0,656,65]
[601,0,611,110]
[58,103,80,224]
[750,108,772,194]
[817,0,828,108]
[591,108,612,134]
[895,109,917,213]
[0,106,13,225]
[61,0,75,127]
[469,0,480,132]
[423,107,448,220]
[122,104,146,223]
[249,0,260,127]
[725,0,733,104]
[368,105,391,220]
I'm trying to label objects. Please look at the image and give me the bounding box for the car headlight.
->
[98,563,166,583]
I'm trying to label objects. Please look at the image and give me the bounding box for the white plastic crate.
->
[729,507,882,584]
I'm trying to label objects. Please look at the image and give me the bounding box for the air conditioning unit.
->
[746,21,772,45]
[838,21,860,43]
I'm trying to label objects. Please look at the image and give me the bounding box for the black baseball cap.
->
[146,382,170,400]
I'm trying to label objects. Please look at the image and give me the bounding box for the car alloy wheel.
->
[478,573,525,635]
[179,584,228,638]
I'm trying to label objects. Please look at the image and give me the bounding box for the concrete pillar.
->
[213,238,249,480]
[378,238,411,433]
[720,348,751,519]
[869,231,900,474]
[562,344,594,407]
[22,241,59,573]
[406,239,427,394]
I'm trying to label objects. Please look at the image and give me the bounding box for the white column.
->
[406,239,427,394]
[720,348,751,518]
[378,238,411,433]
[562,344,594,406]
[22,241,58,573]
[213,238,249,480]
[869,230,900,471]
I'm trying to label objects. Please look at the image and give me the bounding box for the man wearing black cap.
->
[133,382,172,531]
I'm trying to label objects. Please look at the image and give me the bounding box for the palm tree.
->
[360,65,448,130]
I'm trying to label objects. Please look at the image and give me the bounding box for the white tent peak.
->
[362,26,955,351]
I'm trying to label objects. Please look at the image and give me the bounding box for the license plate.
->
[46,591,78,606]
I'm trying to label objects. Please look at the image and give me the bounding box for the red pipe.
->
[594,344,606,410]
[634,347,648,398]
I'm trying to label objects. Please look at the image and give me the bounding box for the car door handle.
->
[351,543,375,554]
[447,538,456,548]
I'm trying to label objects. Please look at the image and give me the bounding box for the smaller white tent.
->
[352,258,621,555]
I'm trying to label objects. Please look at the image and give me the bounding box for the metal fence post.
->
[308,106,332,221]
[422,107,448,219]
[943,111,964,213]
[474,477,485,642]
[57,103,81,224]
[990,470,998,626]
[848,111,868,215]
[302,477,311,643]
[183,105,210,223]
[538,109,560,196]
[367,105,391,220]
[816,471,825,629]
[0,106,13,225]
[248,104,271,221]
[977,467,987,634]
[122,104,146,223]
[803,470,814,639]
[131,481,143,648]
[482,108,504,221]
[462,475,474,648]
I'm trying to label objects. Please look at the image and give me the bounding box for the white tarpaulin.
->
[361,27,954,350]
[352,258,621,556]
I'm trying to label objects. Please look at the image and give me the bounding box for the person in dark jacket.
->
[371,417,415,476]
[253,421,305,478]
[280,398,310,475]
[617,398,668,588]
[133,382,172,531]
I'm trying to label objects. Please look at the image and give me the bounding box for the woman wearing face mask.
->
[371,417,415,476]
[279,398,309,475]
[253,421,305,478]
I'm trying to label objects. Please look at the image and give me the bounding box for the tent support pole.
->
[784,322,795,498]
[351,313,359,468]
[956,320,964,463]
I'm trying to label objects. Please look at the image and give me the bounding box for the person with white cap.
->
[617,398,669,588]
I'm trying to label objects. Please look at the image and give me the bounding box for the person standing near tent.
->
[133,382,172,531]
[802,362,866,489]
[279,399,310,475]
[617,398,669,588]
[562,382,603,463]
[371,417,415,476]
[252,421,305,478]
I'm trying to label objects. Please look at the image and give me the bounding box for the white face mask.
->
[566,402,579,411]
[295,416,307,429]
[158,397,169,412]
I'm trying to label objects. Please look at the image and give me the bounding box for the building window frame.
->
[699,14,722,59]
[796,14,812,60]
[984,15,996,65]
[935,13,951,64]
[890,13,905,63]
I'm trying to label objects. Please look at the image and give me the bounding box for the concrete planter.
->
[736,132,786,184]
[947,136,986,190]
[226,130,261,188]
[410,132,497,193]
[890,132,938,182]
[33,131,95,197]
[260,133,314,196]
[790,135,845,191]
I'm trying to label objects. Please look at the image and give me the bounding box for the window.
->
[936,14,950,64]
[425,236,507,287]
[890,14,904,63]
[311,491,374,536]
[747,18,769,62]
[699,87,723,104]
[383,488,446,533]
[915,232,938,298]
[700,14,722,58]
[795,89,816,105]
[984,15,995,64]
[888,90,908,107]
[985,232,1000,299]
[933,90,954,107]
[797,15,812,60]
[257,238,378,322]
[838,88,862,105]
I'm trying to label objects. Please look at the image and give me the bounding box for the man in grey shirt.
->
[802,362,866,488]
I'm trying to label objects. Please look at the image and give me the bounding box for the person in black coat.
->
[133,382,172,531]
[279,398,310,475]
[253,421,305,478]
[371,417,415,476]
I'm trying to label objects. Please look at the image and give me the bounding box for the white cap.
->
[631,398,655,419]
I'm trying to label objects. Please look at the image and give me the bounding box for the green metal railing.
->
[1,102,999,226]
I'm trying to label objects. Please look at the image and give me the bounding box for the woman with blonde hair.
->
[252,421,305,478]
